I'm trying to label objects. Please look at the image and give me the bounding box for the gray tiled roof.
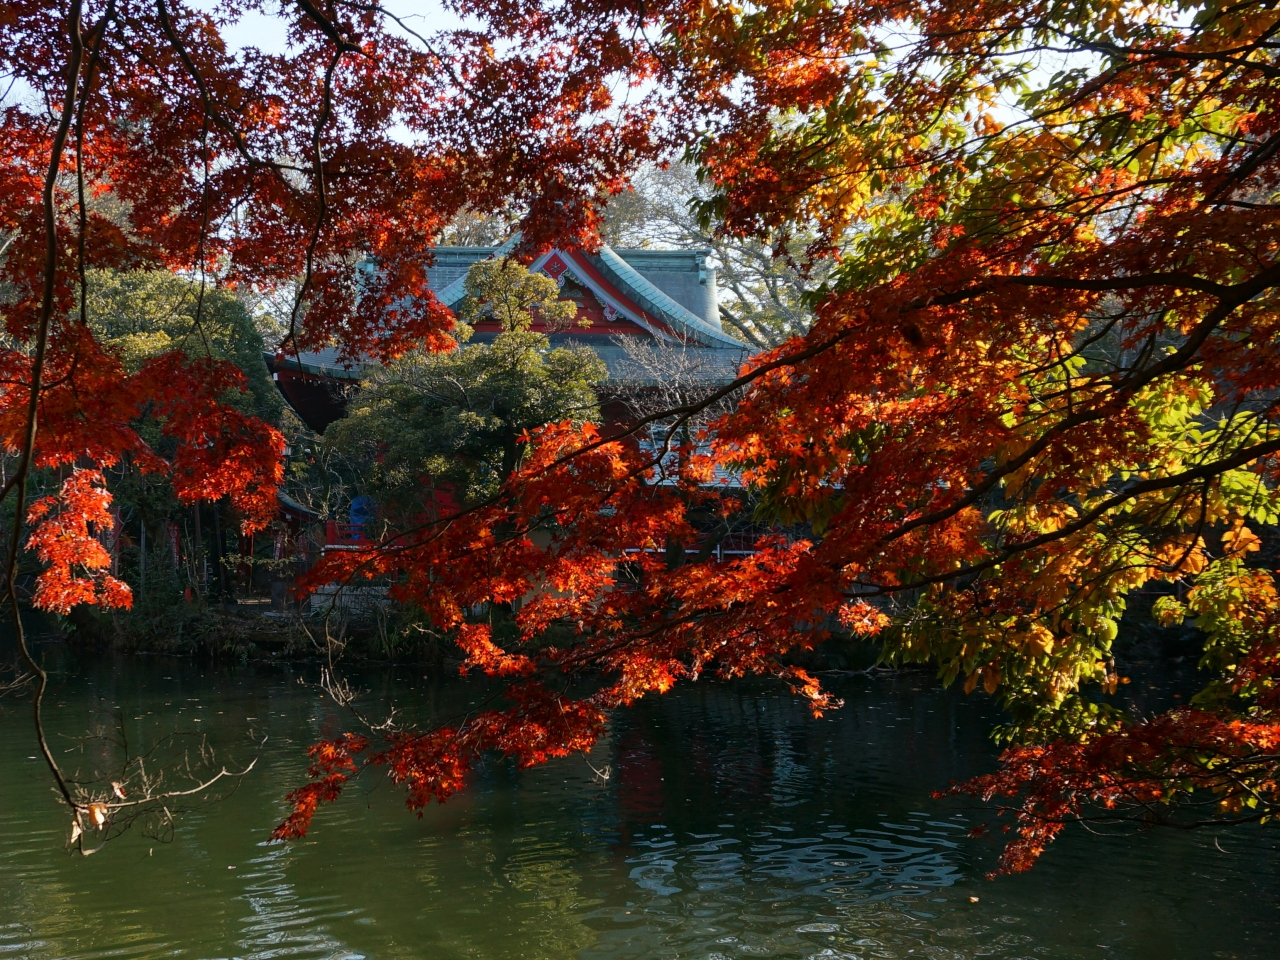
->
[270,243,754,387]
[610,247,719,328]
[429,242,722,330]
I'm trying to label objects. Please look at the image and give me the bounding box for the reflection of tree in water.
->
[379,823,599,959]
[582,680,993,959]
[7,669,1278,960]
[0,862,98,960]
[501,831,601,955]
[608,679,996,840]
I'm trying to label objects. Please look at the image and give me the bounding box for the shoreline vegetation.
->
[46,589,1204,678]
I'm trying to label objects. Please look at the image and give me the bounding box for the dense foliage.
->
[328,260,604,509]
[4,0,1280,869]
[280,0,1280,873]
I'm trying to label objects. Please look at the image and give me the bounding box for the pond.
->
[1,646,1277,960]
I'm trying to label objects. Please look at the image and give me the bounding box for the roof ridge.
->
[435,233,523,306]
[595,244,743,348]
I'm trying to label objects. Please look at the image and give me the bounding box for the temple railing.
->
[324,521,367,549]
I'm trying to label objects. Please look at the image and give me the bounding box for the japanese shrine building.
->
[268,237,752,434]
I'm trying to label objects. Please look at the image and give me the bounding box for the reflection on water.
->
[0,649,1277,960]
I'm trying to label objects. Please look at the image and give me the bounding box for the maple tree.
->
[5,0,1280,871]
[274,0,1280,874]
[0,0,671,846]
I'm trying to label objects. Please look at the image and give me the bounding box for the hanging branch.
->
[3,0,89,822]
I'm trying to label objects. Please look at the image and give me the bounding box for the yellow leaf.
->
[1023,623,1055,657]
[983,666,1001,694]
[1222,522,1262,557]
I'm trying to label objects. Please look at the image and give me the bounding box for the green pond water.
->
[0,645,1277,960]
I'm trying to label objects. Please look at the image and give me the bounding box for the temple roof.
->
[268,241,753,431]
[426,237,743,349]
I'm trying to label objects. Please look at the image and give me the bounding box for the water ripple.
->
[2,665,1278,960]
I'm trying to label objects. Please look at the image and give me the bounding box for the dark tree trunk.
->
[192,500,204,598]
[211,499,232,603]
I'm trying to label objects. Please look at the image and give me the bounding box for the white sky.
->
[210,0,471,56]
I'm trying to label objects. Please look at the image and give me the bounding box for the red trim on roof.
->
[560,251,680,340]
[543,253,569,279]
